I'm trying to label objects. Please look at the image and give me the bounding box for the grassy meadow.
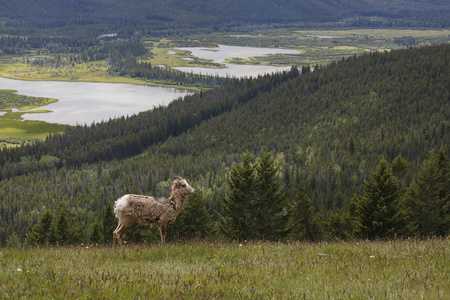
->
[0,90,66,147]
[1,239,448,299]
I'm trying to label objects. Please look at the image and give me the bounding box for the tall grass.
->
[0,239,448,299]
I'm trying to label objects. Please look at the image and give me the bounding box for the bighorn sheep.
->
[113,176,195,247]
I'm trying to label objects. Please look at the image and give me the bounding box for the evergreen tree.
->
[355,158,400,239]
[252,151,287,240]
[287,188,320,241]
[102,203,117,243]
[169,189,212,240]
[402,149,450,236]
[90,220,101,243]
[38,210,54,244]
[391,154,408,190]
[27,210,53,245]
[220,151,255,240]
[55,202,71,244]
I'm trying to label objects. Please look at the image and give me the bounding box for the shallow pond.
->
[174,44,302,77]
[0,77,193,126]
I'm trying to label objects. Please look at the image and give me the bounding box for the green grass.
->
[0,90,66,147]
[0,239,448,299]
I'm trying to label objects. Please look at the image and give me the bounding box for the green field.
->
[0,90,66,147]
[1,239,448,299]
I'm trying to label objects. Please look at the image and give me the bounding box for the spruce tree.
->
[252,151,287,240]
[27,210,53,245]
[90,220,101,243]
[356,158,400,239]
[403,149,450,236]
[37,210,53,244]
[287,188,319,241]
[55,202,71,244]
[221,151,255,240]
[102,203,117,243]
[169,189,212,240]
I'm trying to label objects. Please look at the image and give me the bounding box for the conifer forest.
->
[0,43,448,245]
[0,0,448,246]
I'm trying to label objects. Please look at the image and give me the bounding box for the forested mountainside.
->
[0,44,448,244]
[0,0,448,36]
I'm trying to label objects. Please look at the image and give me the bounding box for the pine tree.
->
[220,151,255,240]
[402,149,450,236]
[90,220,101,243]
[169,189,212,240]
[55,202,71,244]
[391,154,408,190]
[27,210,53,245]
[102,203,117,243]
[287,188,319,241]
[252,151,287,240]
[356,158,400,239]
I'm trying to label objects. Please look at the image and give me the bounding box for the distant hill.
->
[0,0,449,36]
[0,43,448,243]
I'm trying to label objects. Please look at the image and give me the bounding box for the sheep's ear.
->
[173,175,183,181]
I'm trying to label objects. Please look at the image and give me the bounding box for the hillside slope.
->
[0,0,448,35]
[0,43,448,243]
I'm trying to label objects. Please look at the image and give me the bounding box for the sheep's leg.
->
[113,223,122,248]
[113,221,133,248]
[159,225,167,245]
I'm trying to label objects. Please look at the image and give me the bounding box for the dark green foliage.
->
[102,203,117,243]
[27,210,53,245]
[0,0,448,37]
[354,159,401,239]
[252,152,287,240]
[221,151,256,240]
[402,149,450,237]
[0,44,449,244]
[287,189,321,241]
[0,68,298,176]
[27,202,83,245]
[221,151,287,240]
[168,189,213,240]
[89,220,101,244]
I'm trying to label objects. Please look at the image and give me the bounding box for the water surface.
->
[174,44,302,78]
[0,77,193,126]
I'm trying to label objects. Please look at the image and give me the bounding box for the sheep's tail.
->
[114,195,129,219]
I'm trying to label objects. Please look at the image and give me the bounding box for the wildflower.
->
[369,255,375,259]
[17,268,22,272]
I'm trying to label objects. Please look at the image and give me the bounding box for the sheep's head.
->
[173,176,196,195]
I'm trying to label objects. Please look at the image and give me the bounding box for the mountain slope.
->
[0,0,448,35]
[0,43,448,243]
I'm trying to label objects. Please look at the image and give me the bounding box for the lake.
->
[0,77,193,126]
[0,45,302,126]
[174,44,302,77]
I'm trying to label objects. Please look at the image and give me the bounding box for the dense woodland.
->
[0,43,448,245]
[1,0,449,37]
